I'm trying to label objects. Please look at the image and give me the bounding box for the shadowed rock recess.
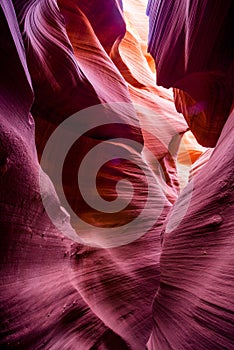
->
[0,0,233,349]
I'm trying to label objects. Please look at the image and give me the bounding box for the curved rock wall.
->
[147,0,234,348]
[0,0,233,349]
[147,0,234,147]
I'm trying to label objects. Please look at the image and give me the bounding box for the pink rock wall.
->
[147,0,234,348]
[147,0,234,147]
[0,0,233,349]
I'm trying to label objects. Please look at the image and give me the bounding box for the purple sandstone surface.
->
[0,0,233,349]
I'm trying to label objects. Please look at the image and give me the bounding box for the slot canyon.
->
[0,0,233,349]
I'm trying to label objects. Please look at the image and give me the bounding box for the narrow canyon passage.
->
[0,1,233,349]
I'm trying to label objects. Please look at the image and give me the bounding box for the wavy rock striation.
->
[0,0,188,349]
[147,0,234,147]
[0,0,233,349]
[147,0,234,349]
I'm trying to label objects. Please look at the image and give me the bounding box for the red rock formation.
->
[0,0,186,349]
[148,109,234,350]
[147,0,234,147]
[0,0,233,349]
[147,1,234,349]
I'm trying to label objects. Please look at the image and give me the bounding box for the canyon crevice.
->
[0,1,233,349]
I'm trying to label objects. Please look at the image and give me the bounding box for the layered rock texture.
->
[147,0,234,147]
[0,0,233,349]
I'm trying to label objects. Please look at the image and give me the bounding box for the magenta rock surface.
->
[0,1,176,349]
[147,0,234,147]
[0,1,166,348]
[147,109,234,349]
[0,0,233,349]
